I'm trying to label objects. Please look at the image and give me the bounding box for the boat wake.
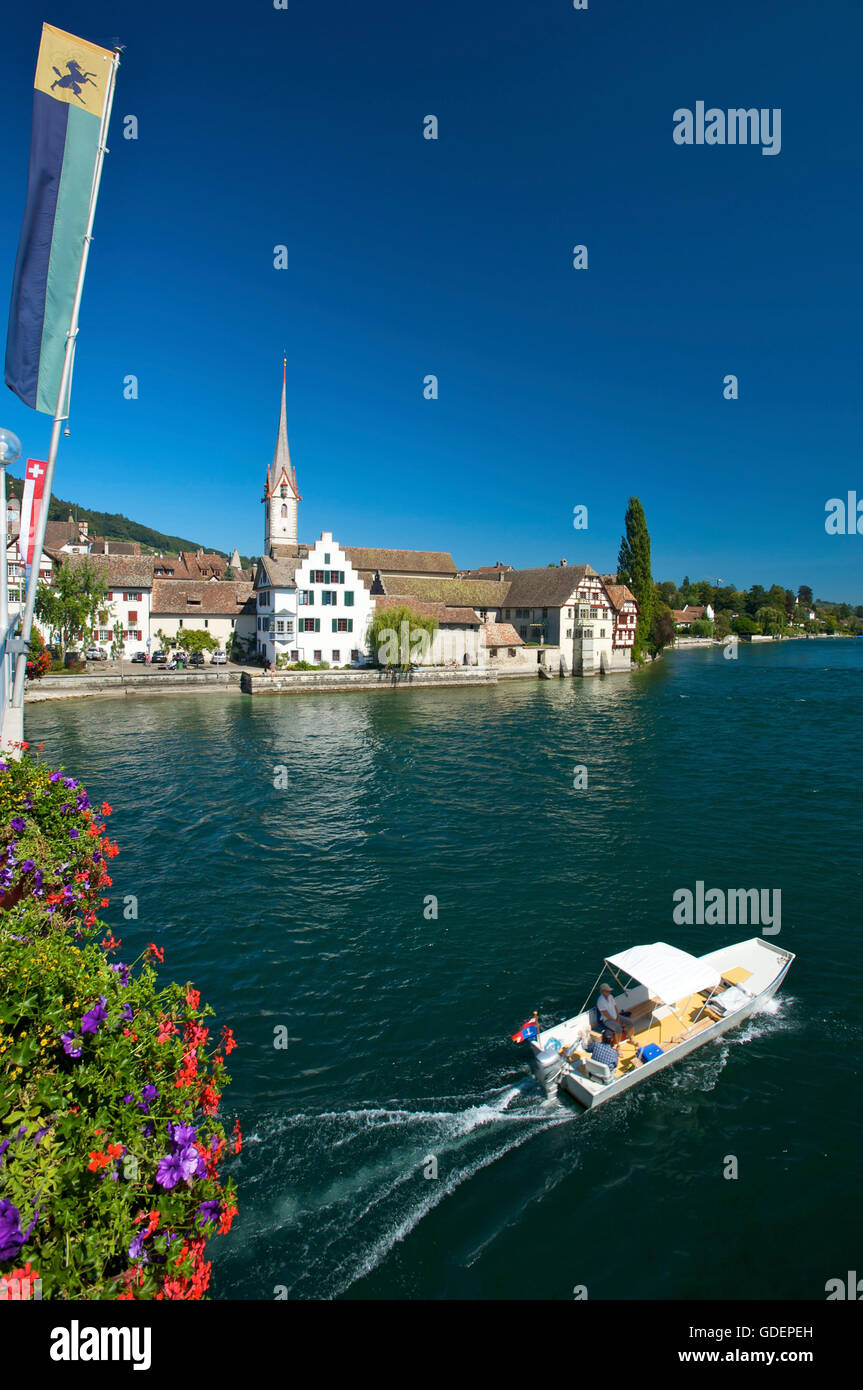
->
[225,1076,572,1299]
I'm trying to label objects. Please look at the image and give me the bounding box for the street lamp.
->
[0,428,23,718]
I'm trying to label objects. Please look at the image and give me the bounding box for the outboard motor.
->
[530,1046,563,1094]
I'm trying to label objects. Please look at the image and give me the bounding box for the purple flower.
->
[121,1002,133,1023]
[0,1198,38,1260]
[137,1083,158,1114]
[141,1122,155,1139]
[81,996,107,1034]
[31,1126,49,1146]
[61,1031,82,1058]
[20,859,34,873]
[128,1231,148,1261]
[0,1138,9,1168]
[155,1152,186,1190]
[63,777,78,789]
[34,869,43,890]
[76,793,90,811]
[49,770,62,783]
[196,1200,221,1228]
[110,961,131,986]
[122,1094,133,1104]
[10,817,26,833]
[68,828,79,840]
[170,1123,197,1149]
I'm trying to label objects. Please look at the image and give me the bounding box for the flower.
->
[221,1026,237,1056]
[170,1122,197,1149]
[155,1148,196,1190]
[186,987,200,1010]
[146,943,165,963]
[232,1119,243,1155]
[10,817,26,833]
[196,1200,221,1229]
[61,1031,82,1058]
[81,996,108,1034]
[102,801,113,816]
[128,1231,147,1261]
[0,1198,38,1260]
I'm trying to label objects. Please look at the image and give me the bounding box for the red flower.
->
[220,1026,237,1056]
[232,1119,243,1154]
[218,1201,238,1235]
[185,987,200,1010]
[102,801,113,816]
[146,943,165,963]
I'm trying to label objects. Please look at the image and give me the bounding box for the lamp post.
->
[0,428,23,722]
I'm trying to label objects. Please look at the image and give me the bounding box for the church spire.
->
[264,357,300,555]
[268,357,299,500]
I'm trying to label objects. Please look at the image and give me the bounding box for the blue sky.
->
[1,0,861,599]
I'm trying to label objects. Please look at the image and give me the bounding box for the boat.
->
[523,937,794,1107]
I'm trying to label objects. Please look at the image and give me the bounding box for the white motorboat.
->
[523,937,795,1107]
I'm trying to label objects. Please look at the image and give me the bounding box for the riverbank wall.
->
[24,671,243,702]
[241,668,499,695]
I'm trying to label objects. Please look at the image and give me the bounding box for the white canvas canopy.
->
[605,942,721,1006]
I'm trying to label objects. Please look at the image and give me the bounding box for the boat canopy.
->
[605,942,721,1006]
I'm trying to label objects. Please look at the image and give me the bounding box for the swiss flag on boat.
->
[511,1016,538,1043]
[18,458,48,569]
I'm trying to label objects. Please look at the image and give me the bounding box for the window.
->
[313,570,325,583]
[332,618,353,632]
[299,591,314,606]
[124,629,141,641]
[566,628,572,638]
[323,553,330,564]
[332,650,340,664]
[123,591,142,602]
[178,619,183,628]
[281,504,287,517]
[313,649,322,662]
[344,590,354,606]
[204,619,209,628]
[351,649,360,661]
[600,628,606,638]
[291,650,299,662]
[276,620,285,634]
[106,591,114,601]
[322,590,337,605]
[590,608,599,619]
[300,618,320,633]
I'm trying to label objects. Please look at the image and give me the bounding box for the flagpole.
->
[8,47,121,725]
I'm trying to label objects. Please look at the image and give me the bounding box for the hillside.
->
[7,473,218,556]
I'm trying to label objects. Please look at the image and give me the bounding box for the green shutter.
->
[345,591,354,606]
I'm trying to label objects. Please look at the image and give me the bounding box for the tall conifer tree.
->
[617,497,654,658]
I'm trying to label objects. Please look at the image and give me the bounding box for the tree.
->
[111,620,125,661]
[223,565,235,581]
[651,604,676,651]
[689,618,714,637]
[367,605,438,668]
[732,615,758,637]
[34,558,108,657]
[177,628,220,656]
[798,585,813,608]
[617,498,654,660]
[714,610,733,639]
[755,606,783,635]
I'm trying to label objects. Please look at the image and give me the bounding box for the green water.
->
[27,640,863,1300]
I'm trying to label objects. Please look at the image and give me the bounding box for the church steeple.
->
[264,358,301,555]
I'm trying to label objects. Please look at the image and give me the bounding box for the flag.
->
[18,459,48,571]
[511,1017,538,1044]
[5,24,114,414]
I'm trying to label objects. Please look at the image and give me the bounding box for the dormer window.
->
[280,484,288,499]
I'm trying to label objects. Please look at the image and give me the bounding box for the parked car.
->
[84,646,107,661]
[152,650,167,665]
[189,652,205,667]
[211,650,227,665]
[130,651,147,663]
